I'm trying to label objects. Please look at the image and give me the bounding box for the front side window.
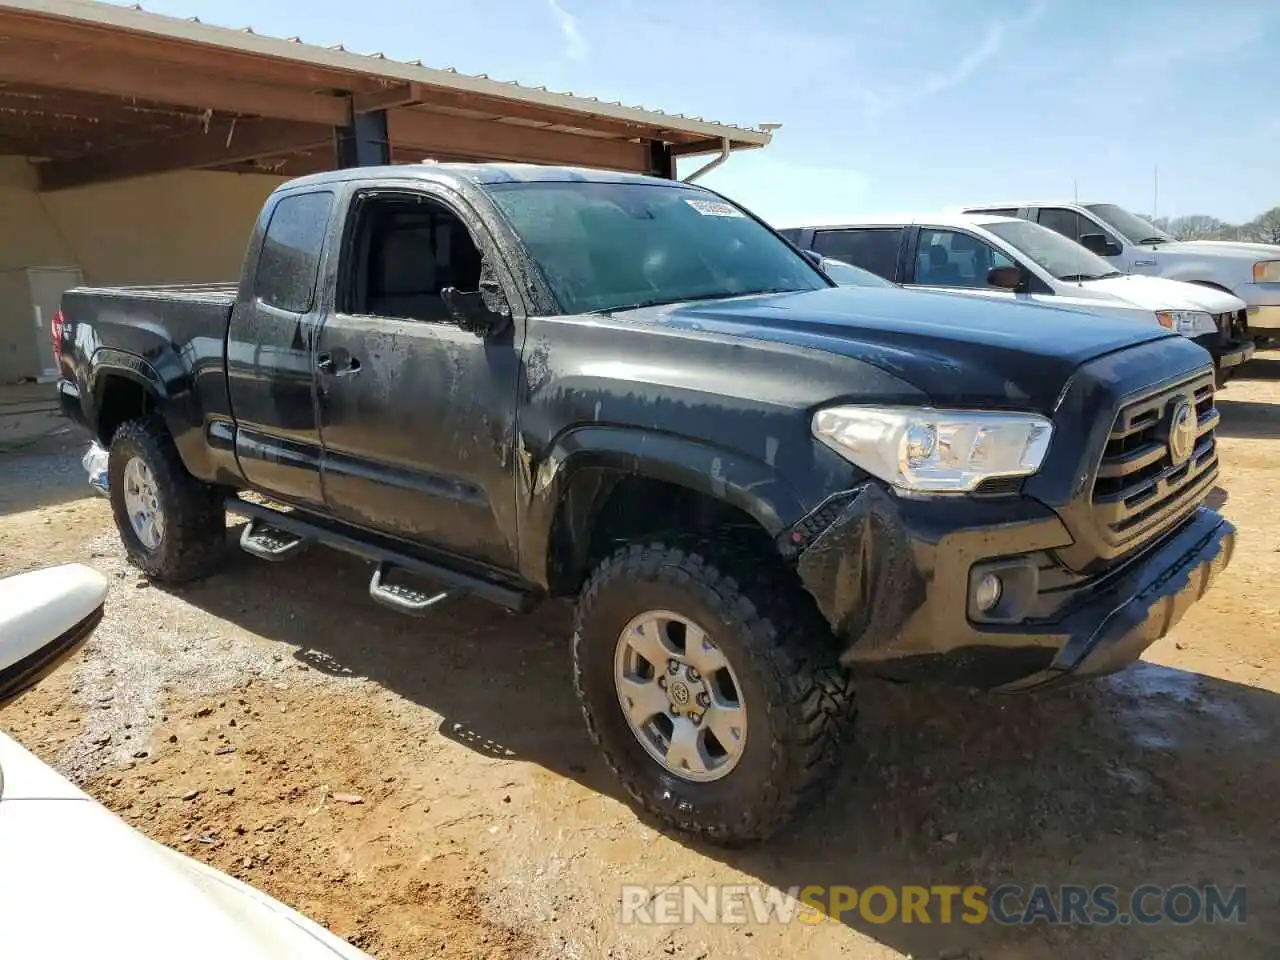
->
[484,181,828,314]
[1083,203,1173,245]
[338,192,486,324]
[1037,207,1121,249]
[255,191,334,313]
[983,219,1120,281]
[811,228,903,280]
[914,228,1016,288]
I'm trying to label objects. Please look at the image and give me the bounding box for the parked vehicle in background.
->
[780,213,1254,386]
[956,200,1280,344]
[0,564,374,960]
[54,162,1234,843]
[814,255,897,287]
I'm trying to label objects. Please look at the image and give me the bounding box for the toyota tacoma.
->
[54,163,1235,843]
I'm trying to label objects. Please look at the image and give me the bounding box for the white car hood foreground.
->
[1081,274,1246,313]
[0,732,372,960]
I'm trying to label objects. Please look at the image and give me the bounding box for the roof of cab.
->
[274,161,689,193]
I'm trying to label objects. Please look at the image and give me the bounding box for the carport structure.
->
[0,0,771,190]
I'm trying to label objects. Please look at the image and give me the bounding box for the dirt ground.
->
[1,354,1277,960]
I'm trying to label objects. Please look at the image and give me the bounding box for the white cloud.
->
[547,0,588,62]
[853,0,1048,117]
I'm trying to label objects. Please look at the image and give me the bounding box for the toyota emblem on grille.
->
[1168,396,1197,466]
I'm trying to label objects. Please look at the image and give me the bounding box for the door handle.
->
[1134,259,1156,266]
[316,352,361,376]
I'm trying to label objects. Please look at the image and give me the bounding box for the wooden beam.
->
[0,44,350,126]
[0,13,375,93]
[0,90,208,127]
[387,107,650,172]
[671,138,731,157]
[378,83,695,142]
[352,83,419,115]
[37,119,335,191]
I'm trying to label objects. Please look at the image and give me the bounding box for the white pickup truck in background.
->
[957,200,1280,344]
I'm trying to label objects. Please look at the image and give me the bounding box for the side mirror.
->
[442,279,512,338]
[1080,233,1122,257]
[987,265,1025,290]
[0,564,108,705]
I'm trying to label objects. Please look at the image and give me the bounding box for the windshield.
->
[983,219,1122,281]
[485,181,829,314]
[1084,203,1173,245]
[819,257,896,287]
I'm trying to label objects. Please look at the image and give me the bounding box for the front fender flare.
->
[518,425,808,589]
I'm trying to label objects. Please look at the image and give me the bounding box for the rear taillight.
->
[51,309,64,365]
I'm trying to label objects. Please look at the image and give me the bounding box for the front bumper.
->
[1245,301,1280,337]
[790,485,1235,692]
[1194,337,1255,373]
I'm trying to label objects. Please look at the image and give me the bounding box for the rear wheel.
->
[107,416,227,583]
[573,539,856,843]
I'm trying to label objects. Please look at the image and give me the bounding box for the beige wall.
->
[0,157,287,285]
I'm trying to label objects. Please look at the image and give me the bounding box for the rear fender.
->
[88,349,209,476]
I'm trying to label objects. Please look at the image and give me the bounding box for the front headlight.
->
[1254,260,1280,283]
[1156,310,1216,335]
[811,406,1054,494]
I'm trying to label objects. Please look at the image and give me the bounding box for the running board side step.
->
[239,519,308,561]
[226,496,539,614]
[369,563,451,616]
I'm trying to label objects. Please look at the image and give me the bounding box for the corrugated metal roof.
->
[0,0,772,146]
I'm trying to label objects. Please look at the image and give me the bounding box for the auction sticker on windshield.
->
[685,198,745,218]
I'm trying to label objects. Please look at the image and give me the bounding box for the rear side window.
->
[810,228,903,280]
[255,191,334,313]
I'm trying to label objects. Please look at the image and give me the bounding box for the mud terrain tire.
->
[573,539,856,844]
[107,416,227,583]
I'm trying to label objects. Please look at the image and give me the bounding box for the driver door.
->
[312,185,525,572]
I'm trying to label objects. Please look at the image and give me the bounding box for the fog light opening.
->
[975,572,1003,613]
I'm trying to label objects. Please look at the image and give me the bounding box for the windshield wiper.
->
[598,288,802,314]
[1138,236,1170,245]
[594,293,734,314]
[1058,273,1105,282]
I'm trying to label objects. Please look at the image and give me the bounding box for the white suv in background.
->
[957,200,1280,343]
[778,213,1254,384]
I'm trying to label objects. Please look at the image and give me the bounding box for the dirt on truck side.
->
[1,353,1278,959]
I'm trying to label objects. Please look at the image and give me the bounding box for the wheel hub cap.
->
[122,457,165,551]
[613,610,747,783]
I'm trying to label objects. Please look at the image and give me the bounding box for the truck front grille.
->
[1090,372,1218,555]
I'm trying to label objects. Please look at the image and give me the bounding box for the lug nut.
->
[690,711,703,725]
[667,660,680,676]
[697,692,710,708]
[657,676,667,689]
[687,667,701,682]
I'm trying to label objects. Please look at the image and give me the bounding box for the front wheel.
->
[107,416,227,583]
[572,540,856,843]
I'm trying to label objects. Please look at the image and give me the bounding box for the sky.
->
[114,0,1280,226]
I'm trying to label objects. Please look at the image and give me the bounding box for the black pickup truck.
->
[54,163,1235,843]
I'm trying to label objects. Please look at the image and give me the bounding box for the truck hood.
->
[1079,274,1246,313]
[617,286,1178,412]
[0,732,371,960]
[1155,239,1280,259]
